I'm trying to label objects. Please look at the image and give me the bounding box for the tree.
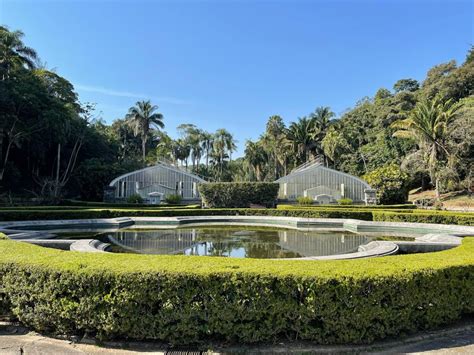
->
[200,131,214,170]
[321,126,350,167]
[245,140,267,181]
[363,164,409,204]
[213,129,236,179]
[125,100,164,161]
[264,115,286,179]
[309,106,335,163]
[286,117,316,164]
[0,26,38,80]
[393,79,419,93]
[392,96,463,197]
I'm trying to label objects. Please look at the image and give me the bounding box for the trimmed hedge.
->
[277,204,418,210]
[0,235,473,345]
[59,200,199,208]
[0,207,374,222]
[373,211,474,226]
[0,207,473,225]
[199,182,279,208]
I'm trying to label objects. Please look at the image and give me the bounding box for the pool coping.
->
[1,216,473,260]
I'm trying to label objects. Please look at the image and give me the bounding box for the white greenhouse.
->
[275,160,375,204]
[108,162,206,203]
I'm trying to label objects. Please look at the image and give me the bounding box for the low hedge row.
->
[0,208,375,222]
[0,236,473,345]
[0,207,473,225]
[59,200,198,208]
[277,204,418,210]
[373,211,474,226]
[199,182,279,208]
[0,204,201,211]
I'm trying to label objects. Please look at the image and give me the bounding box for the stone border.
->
[1,216,473,260]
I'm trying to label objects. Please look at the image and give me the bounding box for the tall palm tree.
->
[213,129,237,177]
[0,26,38,80]
[309,106,335,164]
[392,96,462,197]
[245,140,267,181]
[286,117,315,164]
[200,131,214,170]
[264,115,286,178]
[125,100,164,161]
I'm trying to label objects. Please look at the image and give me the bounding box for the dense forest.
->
[1,26,473,203]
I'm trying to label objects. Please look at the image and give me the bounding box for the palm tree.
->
[286,117,315,164]
[245,140,267,181]
[264,115,286,179]
[392,96,462,198]
[309,106,335,164]
[0,26,38,80]
[200,131,214,170]
[213,129,237,177]
[125,100,164,161]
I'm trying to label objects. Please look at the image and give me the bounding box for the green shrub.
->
[363,164,409,204]
[337,198,353,205]
[0,206,472,225]
[165,194,182,204]
[126,194,144,204]
[0,237,473,345]
[199,182,279,208]
[277,204,417,210]
[296,196,313,205]
[373,211,474,226]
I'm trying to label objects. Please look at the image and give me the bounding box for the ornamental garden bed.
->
[0,233,473,345]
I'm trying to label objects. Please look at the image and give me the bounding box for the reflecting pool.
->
[57,226,391,258]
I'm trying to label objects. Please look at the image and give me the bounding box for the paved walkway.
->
[0,321,473,354]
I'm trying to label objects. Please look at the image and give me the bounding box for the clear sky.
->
[1,0,473,156]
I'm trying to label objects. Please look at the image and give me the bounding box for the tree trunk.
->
[142,138,146,162]
[435,178,440,200]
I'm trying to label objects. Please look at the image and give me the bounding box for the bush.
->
[363,164,409,204]
[126,194,144,204]
[199,182,279,208]
[296,196,313,205]
[337,198,353,205]
[165,194,182,204]
[373,211,474,226]
[0,206,472,225]
[0,236,473,345]
[277,204,417,210]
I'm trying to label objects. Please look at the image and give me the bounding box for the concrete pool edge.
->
[1,216,473,259]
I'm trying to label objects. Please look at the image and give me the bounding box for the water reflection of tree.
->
[193,228,300,258]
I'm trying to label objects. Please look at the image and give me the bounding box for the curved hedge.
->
[1,206,473,225]
[277,204,418,210]
[0,234,473,345]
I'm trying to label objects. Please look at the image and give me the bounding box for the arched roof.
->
[275,162,371,189]
[109,162,206,187]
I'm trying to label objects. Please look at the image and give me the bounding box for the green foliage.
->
[165,194,182,204]
[0,236,473,345]
[126,194,144,204]
[0,205,472,225]
[373,211,474,226]
[277,204,417,210]
[296,196,313,205]
[364,164,409,204]
[337,198,353,205]
[199,182,279,208]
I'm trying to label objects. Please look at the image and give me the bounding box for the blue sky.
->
[1,0,473,157]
